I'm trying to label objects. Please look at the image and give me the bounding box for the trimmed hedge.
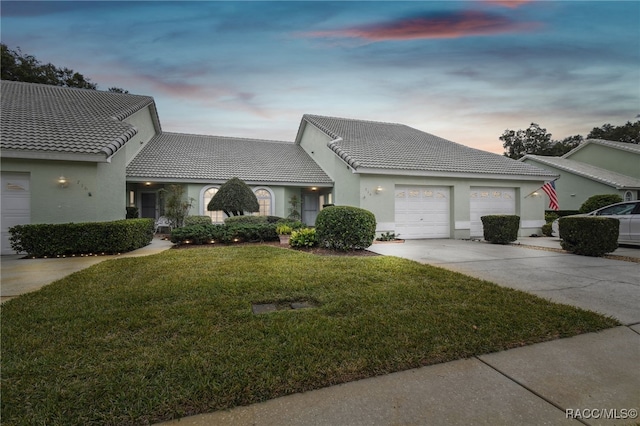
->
[9,219,154,257]
[315,206,376,251]
[170,223,281,245]
[559,216,618,256]
[184,215,212,226]
[579,194,623,214]
[481,215,520,244]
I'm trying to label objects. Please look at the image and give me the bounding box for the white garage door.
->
[395,186,450,239]
[1,172,31,255]
[470,187,516,237]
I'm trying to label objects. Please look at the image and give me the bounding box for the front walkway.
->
[0,236,174,303]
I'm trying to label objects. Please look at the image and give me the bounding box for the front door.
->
[302,193,319,226]
[140,192,157,219]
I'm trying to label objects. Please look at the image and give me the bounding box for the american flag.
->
[541,180,559,210]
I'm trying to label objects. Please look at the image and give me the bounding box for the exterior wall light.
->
[375,186,383,194]
[58,175,68,188]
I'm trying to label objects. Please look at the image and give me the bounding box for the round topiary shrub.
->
[559,216,618,256]
[315,206,376,251]
[579,194,623,214]
[481,215,520,244]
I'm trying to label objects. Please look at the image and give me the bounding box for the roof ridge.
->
[303,113,406,128]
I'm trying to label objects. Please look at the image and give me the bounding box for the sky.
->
[1,1,639,154]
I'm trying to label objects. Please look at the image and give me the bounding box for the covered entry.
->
[470,187,516,237]
[395,186,450,239]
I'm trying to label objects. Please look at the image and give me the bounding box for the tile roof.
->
[563,138,640,157]
[521,155,640,189]
[299,114,557,178]
[1,80,158,159]
[126,132,333,184]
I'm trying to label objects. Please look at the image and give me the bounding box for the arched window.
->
[254,188,273,216]
[624,191,634,202]
[202,186,225,223]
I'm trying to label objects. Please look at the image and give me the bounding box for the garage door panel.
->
[1,172,31,255]
[395,186,450,239]
[470,187,516,237]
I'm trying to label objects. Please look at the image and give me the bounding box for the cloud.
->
[484,0,534,9]
[301,11,540,42]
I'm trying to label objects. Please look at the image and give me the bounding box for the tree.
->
[207,178,259,217]
[1,43,97,89]
[161,185,194,228]
[501,123,553,159]
[501,124,583,159]
[587,121,640,144]
[108,87,129,94]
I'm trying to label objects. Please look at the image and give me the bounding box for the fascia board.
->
[0,149,109,163]
[352,167,559,181]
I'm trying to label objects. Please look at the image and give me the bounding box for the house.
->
[1,81,557,254]
[294,114,557,239]
[521,140,640,211]
[1,81,161,254]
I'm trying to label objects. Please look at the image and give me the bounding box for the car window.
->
[597,204,635,216]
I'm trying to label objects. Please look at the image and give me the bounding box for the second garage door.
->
[470,187,516,237]
[395,186,450,239]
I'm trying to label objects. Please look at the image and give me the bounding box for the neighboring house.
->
[521,140,640,211]
[1,81,558,254]
[1,81,161,254]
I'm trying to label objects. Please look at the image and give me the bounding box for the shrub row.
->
[170,221,301,245]
[316,206,376,250]
[481,215,520,244]
[9,219,154,257]
[559,216,618,256]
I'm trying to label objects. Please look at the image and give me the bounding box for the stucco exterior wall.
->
[523,158,626,211]
[123,106,159,164]
[567,144,640,178]
[0,157,116,224]
[184,182,296,220]
[358,174,543,238]
[298,123,358,206]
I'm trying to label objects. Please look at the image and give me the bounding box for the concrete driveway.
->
[368,237,640,325]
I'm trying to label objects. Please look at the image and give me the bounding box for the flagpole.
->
[524,178,559,199]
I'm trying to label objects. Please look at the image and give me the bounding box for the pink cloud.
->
[485,0,534,9]
[302,11,539,41]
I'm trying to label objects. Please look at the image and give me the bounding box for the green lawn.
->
[1,246,618,425]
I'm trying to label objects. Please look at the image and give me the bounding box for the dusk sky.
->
[2,1,638,154]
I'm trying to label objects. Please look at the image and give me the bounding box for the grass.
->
[1,246,619,425]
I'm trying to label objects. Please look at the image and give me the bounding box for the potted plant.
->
[276,224,293,245]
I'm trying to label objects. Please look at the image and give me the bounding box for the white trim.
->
[199,185,219,216]
[521,220,545,228]
[126,176,333,187]
[252,186,274,216]
[353,166,557,181]
[455,221,471,230]
[2,150,110,163]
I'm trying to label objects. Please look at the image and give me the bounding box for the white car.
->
[552,201,640,246]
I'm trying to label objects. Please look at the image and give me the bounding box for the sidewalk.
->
[0,236,174,303]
